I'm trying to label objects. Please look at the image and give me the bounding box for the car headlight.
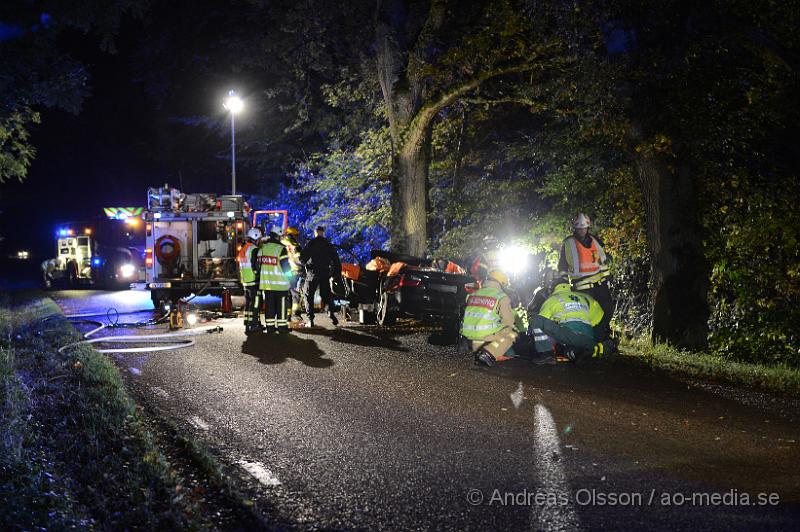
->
[499,245,529,274]
[120,263,136,278]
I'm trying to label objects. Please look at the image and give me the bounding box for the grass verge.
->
[0,294,200,529]
[617,335,800,396]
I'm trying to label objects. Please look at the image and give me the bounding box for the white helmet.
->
[573,213,591,229]
[246,227,262,241]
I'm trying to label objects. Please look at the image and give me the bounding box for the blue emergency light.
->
[92,258,102,266]
[58,228,68,237]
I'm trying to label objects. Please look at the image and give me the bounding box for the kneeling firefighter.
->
[461,270,520,366]
[531,282,616,362]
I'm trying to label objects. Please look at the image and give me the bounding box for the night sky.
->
[1,16,262,258]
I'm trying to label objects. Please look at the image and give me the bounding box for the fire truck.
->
[41,211,146,289]
[137,185,251,310]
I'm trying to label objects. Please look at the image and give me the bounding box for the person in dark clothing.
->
[299,226,341,327]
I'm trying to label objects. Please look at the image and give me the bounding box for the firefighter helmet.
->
[488,269,510,287]
[246,228,262,241]
[285,226,299,237]
[573,213,591,229]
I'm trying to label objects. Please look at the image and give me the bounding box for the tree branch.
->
[407,0,448,79]
[401,50,568,151]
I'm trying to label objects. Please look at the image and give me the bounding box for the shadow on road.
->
[297,327,409,352]
[241,333,334,368]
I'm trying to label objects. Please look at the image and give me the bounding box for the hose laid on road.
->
[58,313,223,355]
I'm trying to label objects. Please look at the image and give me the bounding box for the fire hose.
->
[54,308,224,354]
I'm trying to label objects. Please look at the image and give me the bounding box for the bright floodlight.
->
[224,91,243,114]
[120,263,136,278]
[500,244,529,274]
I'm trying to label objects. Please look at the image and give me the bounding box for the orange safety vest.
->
[237,241,258,285]
[564,236,608,279]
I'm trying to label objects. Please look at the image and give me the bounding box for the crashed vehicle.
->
[336,249,476,334]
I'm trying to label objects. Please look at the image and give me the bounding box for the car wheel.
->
[376,290,397,326]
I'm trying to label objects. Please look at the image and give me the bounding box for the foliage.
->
[282,125,392,262]
[0,296,196,529]
[0,0,145,183]
[618,334,800,396]
[0,109,40,183]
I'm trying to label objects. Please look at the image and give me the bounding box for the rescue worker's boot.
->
[474,348,497,367]
[329,313,339,326]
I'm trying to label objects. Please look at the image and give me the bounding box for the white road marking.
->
[531,404,581,531]
[238,460,281,487]
[510,382,524,409]
[189,415,210,430]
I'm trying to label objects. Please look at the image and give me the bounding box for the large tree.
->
[373,0,571,255]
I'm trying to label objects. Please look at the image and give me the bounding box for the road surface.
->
[53,290,800,531]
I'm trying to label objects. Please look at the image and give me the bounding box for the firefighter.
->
[469,235,502,282]
[531,282,615,362]
[239,227,262,335]
[281,226,305,321]
[299,226,341,327]
[461,269,520,366]
[558,213,614,339]
[257,230,292,333]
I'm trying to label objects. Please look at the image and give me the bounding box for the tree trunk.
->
[631,125,710,349]
[391,126,431,255]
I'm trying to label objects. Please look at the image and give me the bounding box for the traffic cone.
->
[221,288,232,313]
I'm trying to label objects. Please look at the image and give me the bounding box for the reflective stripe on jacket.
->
[461,285,507,340]
[258,242,290,291]
[237,242,258,285]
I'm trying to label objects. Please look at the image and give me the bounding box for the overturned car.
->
[336,250,476,334]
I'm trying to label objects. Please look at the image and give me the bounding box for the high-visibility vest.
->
[280,237,303,273]
[460,285,508,340]
[257,242,290,291]
[539,287,603,329]
[237,242,258,286]
[563,235,609,286]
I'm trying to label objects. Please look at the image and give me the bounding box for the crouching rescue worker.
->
[238,227,262,335]
[461,270,520,367]
[531,282,615,362]
[257,230,292,333]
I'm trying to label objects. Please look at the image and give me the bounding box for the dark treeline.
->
[2,0,798,365]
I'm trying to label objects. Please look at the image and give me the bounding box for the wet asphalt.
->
[53,290,800,531]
